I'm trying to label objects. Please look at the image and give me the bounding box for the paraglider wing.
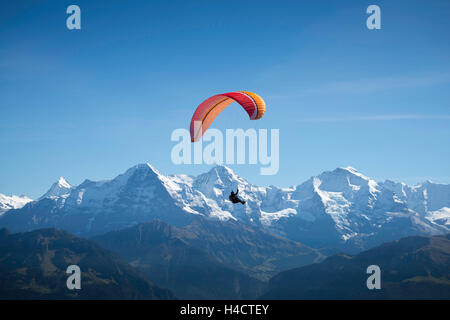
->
[190,91,266,142]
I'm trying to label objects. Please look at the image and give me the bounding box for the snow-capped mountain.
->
[0,163,448,252]
[0,194,32,215]
[283,167,449,250]
[382,179,450,227]
[39,177,72,199]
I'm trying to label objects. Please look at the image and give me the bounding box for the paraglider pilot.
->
[229,188,246,205]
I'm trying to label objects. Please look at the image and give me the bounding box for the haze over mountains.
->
[262,234,450,300]
[1,163,449,252]
[91,218,322,299]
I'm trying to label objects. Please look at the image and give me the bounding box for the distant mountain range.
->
[0,228,174,299]
[1,163,449,252]
[262,234,450,299]
[0,194,32,215]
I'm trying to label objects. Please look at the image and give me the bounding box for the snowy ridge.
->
[39,177,72,199]
[1,164,449,251]
[0,194,32,215]
[426,207,450,226]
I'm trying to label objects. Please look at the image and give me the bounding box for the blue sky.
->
[1,0,450,198]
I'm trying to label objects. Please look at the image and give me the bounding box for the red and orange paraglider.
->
[190,91,266,142]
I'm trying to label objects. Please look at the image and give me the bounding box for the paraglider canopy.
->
[190,91,266,142]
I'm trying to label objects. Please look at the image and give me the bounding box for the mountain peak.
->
[146,162,163,175]
[308,166,380,197]
[342,166,359,173]
[207,165,244,183]
[338,166,369,180]
[192,165,246,193]
[315,166,372,183]
[126,163,161,176]
[212,164,235,175]
[39,176,73,199]
[57,176,72,189]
